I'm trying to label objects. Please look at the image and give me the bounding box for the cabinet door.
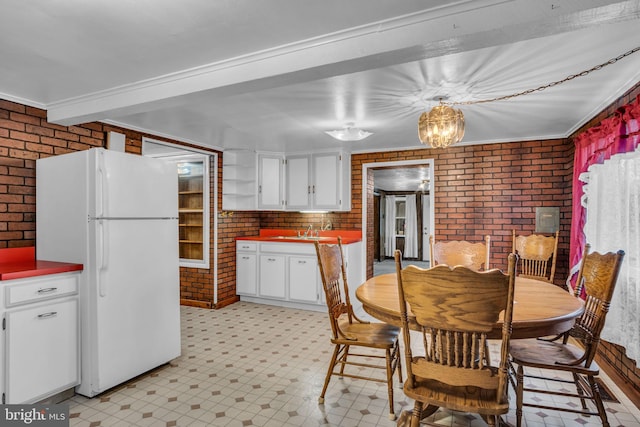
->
[236,253,257,295]
[288,256,319,303]
[312,153,341,209]
[5,298,79,404]
[285,155,310,210]
[259,254,286,298]
[258,155,283,210]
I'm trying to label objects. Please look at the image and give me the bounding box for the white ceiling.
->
[2,0,640,158]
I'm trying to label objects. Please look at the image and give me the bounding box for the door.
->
[5,298,79,403]
[92,148,178,218]
[312,153,340,209]
[259,254,286,298]
[258,155,283,209]
[285,155,310,210]
[288,255,318,303]
[90,218,180,393]
[422,196,431,262]
[236,253,257,295]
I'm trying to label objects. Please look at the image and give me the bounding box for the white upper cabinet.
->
[224,150,350,212]
[258,154,284,210]
[285,152,351,212]
[285,155,311,210]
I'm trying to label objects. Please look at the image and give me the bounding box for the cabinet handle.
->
[298,260,306,264]
[241,245,250,249]
[267,258,276,262]
[312,185,315,194]
[37,312,58,319]
[242,256,250,260]
[307,185,311,194]
[37,287,58,294]
[258,185,262,194]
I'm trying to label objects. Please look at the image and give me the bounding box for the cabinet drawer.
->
[260,242,315,255]
[5,273,79,307]
[236,241,257,252]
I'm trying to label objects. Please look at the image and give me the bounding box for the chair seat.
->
[510,339,600,376]
[334,320,400,348]
[403,378,510,415]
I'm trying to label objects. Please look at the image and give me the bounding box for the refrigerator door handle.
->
[97,150,107,217]
[97,219,109,297]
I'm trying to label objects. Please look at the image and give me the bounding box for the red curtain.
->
[569,95,640,290]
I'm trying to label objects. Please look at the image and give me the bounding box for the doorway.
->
[142,138,219,306]
[362,159,435,278]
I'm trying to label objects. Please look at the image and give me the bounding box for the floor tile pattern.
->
[66,302,640,426]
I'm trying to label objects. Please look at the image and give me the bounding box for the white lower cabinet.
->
[236,240,361,311]
[288,256,320,303]
[6,298,78,404]
[1,272,81,404]
[236,242,257,296]
[259,254,286,298]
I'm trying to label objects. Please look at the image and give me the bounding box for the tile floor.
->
[66,302,640,427]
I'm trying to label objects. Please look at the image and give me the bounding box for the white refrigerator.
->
[36,147,181,397]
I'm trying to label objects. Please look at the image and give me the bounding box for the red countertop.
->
[0,247,83,281]
[236,229,362,245]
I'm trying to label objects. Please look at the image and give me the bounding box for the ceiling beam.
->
[47,0,639,126]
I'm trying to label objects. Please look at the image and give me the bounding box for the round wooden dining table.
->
[356,273,584,339]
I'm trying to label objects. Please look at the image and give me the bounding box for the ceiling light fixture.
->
[417,46,640,149]
[418,99,464,149]
[325,123,373,141]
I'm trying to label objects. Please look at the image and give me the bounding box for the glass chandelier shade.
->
[418,102,465,148]
[325,124,373,141]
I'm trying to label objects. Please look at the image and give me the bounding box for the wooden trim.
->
[595,349,640,410]
[572,337,640,410]
[180,298,212,309]
[213,295,240,309]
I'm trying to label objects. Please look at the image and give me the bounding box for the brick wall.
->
[0,99,220,308]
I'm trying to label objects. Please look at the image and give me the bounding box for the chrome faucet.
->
[304,224,313,238]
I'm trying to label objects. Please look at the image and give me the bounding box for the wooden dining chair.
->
[395,250,516,427]
[429,235,491,270]
[512,230,559,282]
[509,244,625,427]
[314,238,402,420]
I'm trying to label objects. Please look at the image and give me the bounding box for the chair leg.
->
[394,339,403,384]
[588,375,610,427]
[396,410,410,427]
[516,364,524,427]
[410,402,423,427]
[319,344,341,403]
[339,345,349,376]
[573,372,588,410]
[385,348,396,420]
[481,414,497,426]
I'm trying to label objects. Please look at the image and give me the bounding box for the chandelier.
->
[418,100,465,148]
[417,46,640,149]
